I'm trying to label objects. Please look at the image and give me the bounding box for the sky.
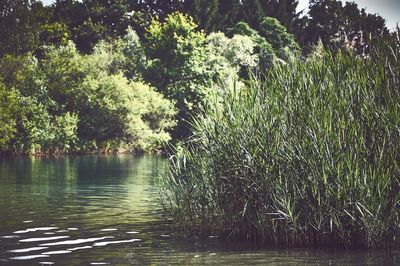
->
[41,0,400,30]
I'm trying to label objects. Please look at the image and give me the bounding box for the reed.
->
[159,42,400,248]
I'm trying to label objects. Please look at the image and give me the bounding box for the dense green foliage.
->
[1,0,390,56]
[0,1,395,153]
[258,17,300,58]
[0,84,20,149]
[0,40,176,154]
[143,13,260,139]
[305,0,389,52]
[144,12,210,138]
[160,42,400,248]
[229,21,276,71]
[0,11,277,153]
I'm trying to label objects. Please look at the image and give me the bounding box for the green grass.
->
[159,42,400,248]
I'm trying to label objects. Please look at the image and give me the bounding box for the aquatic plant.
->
[159,42,400,248]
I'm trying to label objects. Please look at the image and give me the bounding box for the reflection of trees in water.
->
[0,156,78,188]
[0,155,166,230]
[72,155,166,226]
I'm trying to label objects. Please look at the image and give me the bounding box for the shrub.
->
[0,83,20,150]
[229,21,276,71]
[123,81,177,152]
[144,12,211,139]
[0,41,176,153]
[258,17,300,59]
[207,32,258,72]
[144,13,262,139]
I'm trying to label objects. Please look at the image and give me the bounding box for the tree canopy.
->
[0,0,396,154]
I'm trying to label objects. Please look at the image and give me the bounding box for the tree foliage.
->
[230,21,275,70]
[144,12,210,138]
[0,37,176,153]
[258,17,300,58]
[0,83,20,149]
[0,0,396,153]
[143,13,261,139]
[305,0,389,53]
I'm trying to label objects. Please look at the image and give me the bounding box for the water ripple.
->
[68,245,93,251]
[10,254,50,260]
[99,228,118,232]
[40,236,114,246]
[14,227,58,234]
[8,247,49,253]
[93,239,141,247]
[19,236,70,243]
[42,250,72,255]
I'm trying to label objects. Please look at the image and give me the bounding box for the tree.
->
[39,22,70,48]
[0,0,39,56]
[0,0,73,57]
[207,32,258,78]
[123,0,302,37]
[144,12,211,138]
[53,0,133,53]
[0,38,176,153]
[258,17,300,58]
[0,83,20,150]
[73,19,106,53]
[128,0,181,18]
[240,0,301,34]
[217,0,242,30]
[179,0,220,32]
[126,82,177,151]
[118,27,147,80]
[40,41,175,150]
[0,52,78,153]
[305,0,389,52]
[230,21,276,71]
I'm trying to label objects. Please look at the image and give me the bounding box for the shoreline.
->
[0,149,166,157]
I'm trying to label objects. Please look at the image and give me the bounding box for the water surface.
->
[0,155,399,265]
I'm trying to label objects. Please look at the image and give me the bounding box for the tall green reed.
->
[159,42,400,248]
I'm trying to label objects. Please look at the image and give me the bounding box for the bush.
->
[89,28,146,80]
[144,13,262,139]
[118,80,177,152]
[42,42,176,152]
[159,42,400,248]
[144,12,211,139]
[0,83,20,150]
[0,40,176,154]
[207,32,258,74]
[229,21,276,71]
[258,17,300,59]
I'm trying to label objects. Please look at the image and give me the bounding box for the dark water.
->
[0,155,399,265]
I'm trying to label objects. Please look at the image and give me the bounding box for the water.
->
[0,155,399,265]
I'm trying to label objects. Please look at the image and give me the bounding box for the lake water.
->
[0,154,399,265]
